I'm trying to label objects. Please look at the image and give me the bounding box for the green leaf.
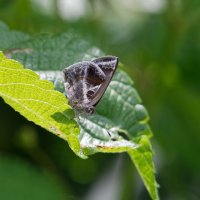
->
[129,136,159,200]
[0,52,81,157]
[0,22,159,200]
[78,70,152,155]
[0,21,30,51]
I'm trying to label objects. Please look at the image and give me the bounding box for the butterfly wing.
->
[63,56,118,113]
[87,56,118,107]
[63,61,106,109]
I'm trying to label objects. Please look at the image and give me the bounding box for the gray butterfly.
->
[63,56,118,114]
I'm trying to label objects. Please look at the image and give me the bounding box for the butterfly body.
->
[63,56,118,114]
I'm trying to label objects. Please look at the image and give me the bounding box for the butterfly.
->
[63,56,118,114]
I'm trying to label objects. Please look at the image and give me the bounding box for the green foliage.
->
[129,136,159,200]
[1,0,200,199]
[0,22,159,200]
[0,155,67,200]
[0,51,80,155]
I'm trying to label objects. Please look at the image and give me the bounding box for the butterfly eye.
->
[87,90,95,98]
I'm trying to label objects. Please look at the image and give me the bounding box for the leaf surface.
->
[0,52,81,156]
[0,22,159,200]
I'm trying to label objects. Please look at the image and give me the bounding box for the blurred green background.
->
[0,0,200,199]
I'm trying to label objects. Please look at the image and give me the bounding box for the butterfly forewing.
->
[90,56,118,107]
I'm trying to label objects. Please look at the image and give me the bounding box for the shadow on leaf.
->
[51,109,75,124]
